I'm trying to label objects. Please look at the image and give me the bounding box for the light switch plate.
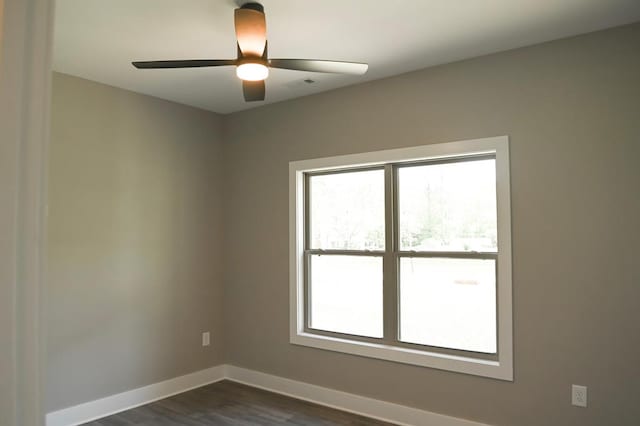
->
[202,331,210,347]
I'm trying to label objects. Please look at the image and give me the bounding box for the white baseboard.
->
[224,365,489,426]
[47,364,490,426]
[45,365,225,426]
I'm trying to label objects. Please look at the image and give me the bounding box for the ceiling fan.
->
[132,2,368,102]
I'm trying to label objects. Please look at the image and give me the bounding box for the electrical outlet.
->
[572,384,587,407]
[202,332,210,347]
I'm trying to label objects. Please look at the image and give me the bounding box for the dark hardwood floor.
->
[82,380,395,425]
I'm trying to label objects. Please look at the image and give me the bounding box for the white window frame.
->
[289,136,513,380]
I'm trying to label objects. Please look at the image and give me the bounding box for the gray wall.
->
[2,0,51,423]
[222,23,640,426]
[0,0,18,422]
[47,73,225,411]
[47,23,640,426]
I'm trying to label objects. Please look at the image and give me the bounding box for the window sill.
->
[290,331,513,381]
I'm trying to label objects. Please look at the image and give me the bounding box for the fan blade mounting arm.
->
[234,3,267,58]
[132,59,237,69]
[269,59,368,75]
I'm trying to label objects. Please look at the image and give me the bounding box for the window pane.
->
[309,255,383,338]
[309,169,384,250]
[399,257,496,353]
[398,159,497,252]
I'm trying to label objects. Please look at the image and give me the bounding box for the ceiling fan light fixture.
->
[236,62,269,81]
[133,2,368,102]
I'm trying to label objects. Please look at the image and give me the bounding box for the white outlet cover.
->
[202,332,210,347]
[572,384,587,407]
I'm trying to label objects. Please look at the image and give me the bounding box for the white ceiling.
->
[53,0,640,114]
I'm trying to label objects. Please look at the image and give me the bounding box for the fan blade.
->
[234,6,267,57]
[269,59,368,75]
[243,80,265,102]
[132,59,236,69]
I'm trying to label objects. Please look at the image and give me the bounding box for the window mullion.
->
[383,164,398,343]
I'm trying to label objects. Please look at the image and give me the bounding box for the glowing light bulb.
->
[236,63,269,81]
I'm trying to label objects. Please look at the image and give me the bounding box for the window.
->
[290,136,512,380]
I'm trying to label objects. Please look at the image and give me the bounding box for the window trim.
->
[289,136,513,381]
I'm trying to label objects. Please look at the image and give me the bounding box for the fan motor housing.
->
[236,57,268,67]
[240,2,264,13]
